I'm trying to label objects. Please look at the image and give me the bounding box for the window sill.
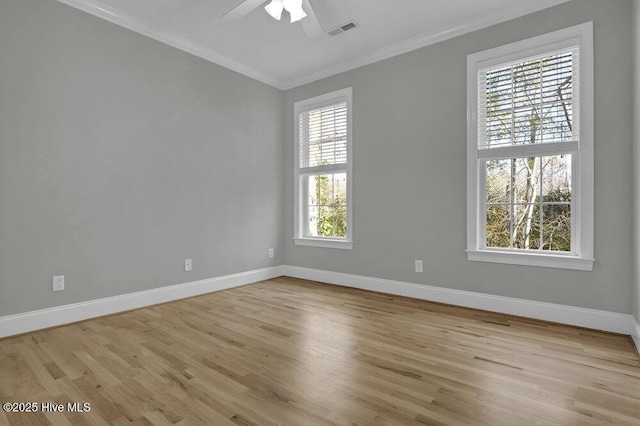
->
[294,238,353,250]
[466,249,594,271]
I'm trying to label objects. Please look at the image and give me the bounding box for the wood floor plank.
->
[1,277,639,425]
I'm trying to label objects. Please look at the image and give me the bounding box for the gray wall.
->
[1,0,636,319]
[284,0,636,314]
[634,0,640,324]
[0,0,283,316]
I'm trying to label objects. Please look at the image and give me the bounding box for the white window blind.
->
[478,47,580,153]
[299,102,348,170]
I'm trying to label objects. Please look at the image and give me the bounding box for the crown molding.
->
[280,0,572,89]
[56,0,284,89]
[57,0,571,91]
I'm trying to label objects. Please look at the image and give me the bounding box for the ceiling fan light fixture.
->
[281,0,297,12]
[264,0,284,20]
[282,0,306,23]
[289,7,307,23]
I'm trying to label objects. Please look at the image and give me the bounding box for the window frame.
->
[294,88,353,249]
[466,23,594,271]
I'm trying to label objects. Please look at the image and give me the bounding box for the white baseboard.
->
[282,265,636,335]
[2,264,637,346]
[632,318,640,353]
[0,266,284,339]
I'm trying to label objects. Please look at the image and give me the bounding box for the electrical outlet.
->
[52,275,64,291]
[269,248,274,258]
[184,259,192,272]
[415,260,423,273]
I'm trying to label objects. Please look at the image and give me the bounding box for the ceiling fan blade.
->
[300,0,323,38]
[222,0,266,21]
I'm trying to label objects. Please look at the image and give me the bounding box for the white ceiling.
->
[58,0,571,90]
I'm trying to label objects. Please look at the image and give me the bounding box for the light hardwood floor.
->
[1,277,639,426]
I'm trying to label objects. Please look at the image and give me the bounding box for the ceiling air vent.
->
[328,21,359,36]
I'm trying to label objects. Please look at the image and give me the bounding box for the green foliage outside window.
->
[308,174,347,238]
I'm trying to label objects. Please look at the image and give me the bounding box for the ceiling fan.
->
[222,0,324,39]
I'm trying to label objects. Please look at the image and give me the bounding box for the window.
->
[467,23,594,270]
[294,88,353,249]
